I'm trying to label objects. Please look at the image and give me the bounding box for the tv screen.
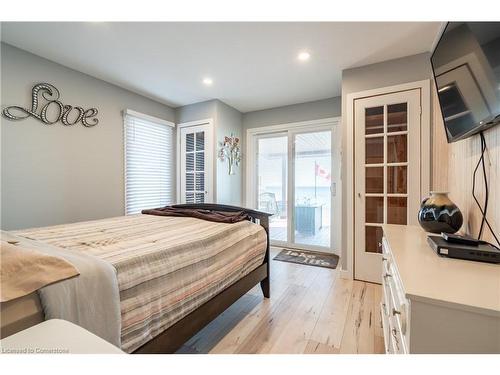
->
[431,22,500,142]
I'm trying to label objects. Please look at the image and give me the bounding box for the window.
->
[124,110,175,214]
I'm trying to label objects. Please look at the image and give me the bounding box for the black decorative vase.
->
[418,192,463,234]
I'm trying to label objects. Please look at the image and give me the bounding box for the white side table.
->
[0,319,124,354]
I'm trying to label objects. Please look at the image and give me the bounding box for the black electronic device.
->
[427,235,500,264]
[431,22,500,143]
[441,232,480,247]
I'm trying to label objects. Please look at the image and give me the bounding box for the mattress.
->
[12,214,267,352]
[0,293,44,339]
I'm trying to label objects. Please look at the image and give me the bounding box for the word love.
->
[2,83,99,127]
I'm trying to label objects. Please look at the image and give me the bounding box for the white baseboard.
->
[339,267,353,280]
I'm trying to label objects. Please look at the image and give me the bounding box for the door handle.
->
[392,308,401,316]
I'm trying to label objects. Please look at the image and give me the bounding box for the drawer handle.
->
[384,273,392,278]
[392,308,401,316]
[382,256,388,261]
[391,328,400,351]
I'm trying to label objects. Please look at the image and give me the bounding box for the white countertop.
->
[0,319,124,354]
[383,225,500,317]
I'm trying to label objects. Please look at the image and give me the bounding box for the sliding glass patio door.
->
[254,127,333,252]
[293,131,332,249]
[256,134,288,243]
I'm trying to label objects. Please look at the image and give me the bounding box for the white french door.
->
[178,122,214,204]
[354,89,421,283]
[250,121,338,253]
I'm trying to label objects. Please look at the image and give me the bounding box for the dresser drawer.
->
[382,236,409,353]
[380,303,391,354]
[388,315,405,354]
[382,277,408,353]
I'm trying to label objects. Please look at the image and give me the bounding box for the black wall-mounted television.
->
[431,22,500,143]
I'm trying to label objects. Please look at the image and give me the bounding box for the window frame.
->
[123,109,175,215]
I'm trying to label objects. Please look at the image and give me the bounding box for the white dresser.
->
[381,225,500,354]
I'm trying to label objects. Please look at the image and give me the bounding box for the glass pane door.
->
[364,102,408,254]
[257,135,288,242]
[354,88,420,283]
[293,131,331,248]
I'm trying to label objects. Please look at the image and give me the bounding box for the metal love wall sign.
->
[2,83,99,127]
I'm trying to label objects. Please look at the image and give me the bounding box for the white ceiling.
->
[1,22,441,112]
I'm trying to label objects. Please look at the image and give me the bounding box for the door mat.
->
[273,248,339,269]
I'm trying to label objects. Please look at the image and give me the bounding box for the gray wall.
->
[242,96,341,130]
[340,52,432,269]
[1,43,175,230]
[215,101,243,205]
[175,99,243,206]
[175,100,217,124]
[175,97,342,210]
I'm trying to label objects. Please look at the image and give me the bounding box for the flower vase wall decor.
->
[218,134,241,175]
[417,191,463,234]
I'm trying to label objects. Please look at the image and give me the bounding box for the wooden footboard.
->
[134,203,272,354]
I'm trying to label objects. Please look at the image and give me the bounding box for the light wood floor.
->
[177,248,385,354]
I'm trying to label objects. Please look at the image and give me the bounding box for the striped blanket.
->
[13,214,267,352]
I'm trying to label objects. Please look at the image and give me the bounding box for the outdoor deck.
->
[270,223,331,248]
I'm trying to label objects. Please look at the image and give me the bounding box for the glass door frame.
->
[247,118,340,254]
[254,131,290,249]
[290,128,335,252]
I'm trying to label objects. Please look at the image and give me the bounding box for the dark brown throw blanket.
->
[141,206,249,224]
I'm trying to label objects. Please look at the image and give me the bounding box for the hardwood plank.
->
[372,283,383,336]
[268,267,337,353]
[339,281,375,354]
[304,340,340,354]
[233,285,308,354]
[371,283,385,354]
[210,284,303,353]
[181,293,261,353]
[309,277,353,350]
[193,252,384,355]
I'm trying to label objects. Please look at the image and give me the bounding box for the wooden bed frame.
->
[133,203,272,354]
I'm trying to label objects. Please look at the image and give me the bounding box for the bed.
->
[0,204,271,354]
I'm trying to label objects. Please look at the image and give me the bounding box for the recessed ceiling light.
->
[203,77,213,86]
[297,51,311,61]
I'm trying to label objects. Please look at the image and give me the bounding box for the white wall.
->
[340,52,432,270]
[1,43,175,230]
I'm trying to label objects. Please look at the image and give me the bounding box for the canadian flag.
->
[315,163,331,181]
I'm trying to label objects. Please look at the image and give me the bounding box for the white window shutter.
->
[124,111,174,214]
